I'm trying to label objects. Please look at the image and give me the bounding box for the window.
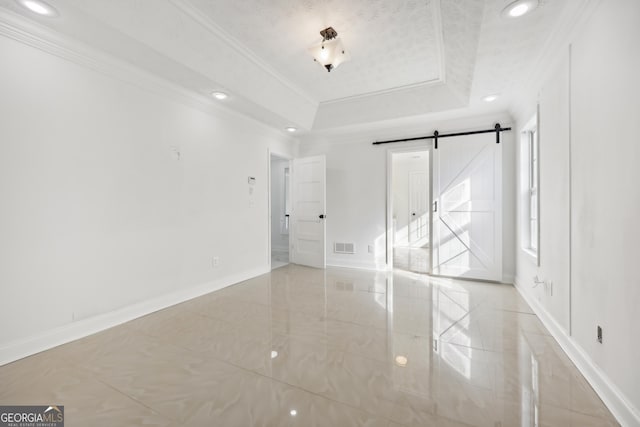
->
[521,115,539,260]
[528,128,538,252]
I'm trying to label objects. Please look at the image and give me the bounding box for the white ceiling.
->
[186,0,443,103]
[0,0,585,133]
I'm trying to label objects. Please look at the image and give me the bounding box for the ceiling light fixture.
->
[290,410,297,417]
[501,0,539,18]
[17,0,58,17]
[271,350,278,359]
[308,27,350,72]
[211,91,228,100]
[285,127,297,133]
[482,94,499,103]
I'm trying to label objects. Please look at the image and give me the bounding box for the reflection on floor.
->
[394,245,430,274]
[271,249,289,270]
[0,265,619,426]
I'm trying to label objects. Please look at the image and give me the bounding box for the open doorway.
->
[270,153,291,269]
[390,149,430,273]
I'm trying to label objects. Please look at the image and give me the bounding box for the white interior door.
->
[432,133,502,281]
[291,155,326,269]
[408,171,428,246]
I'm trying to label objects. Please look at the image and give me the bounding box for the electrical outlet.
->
[544,281,553,296]
[597,325,603,343]
[212,257,220,268]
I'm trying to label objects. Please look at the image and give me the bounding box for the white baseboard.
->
[514,279,640,427]
[0,266,269,366]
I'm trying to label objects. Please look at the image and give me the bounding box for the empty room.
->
[1,0,638,426]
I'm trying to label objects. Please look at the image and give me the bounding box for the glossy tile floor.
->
[272,249,289,270]
[0,265,619,426]
[394,246,430,274]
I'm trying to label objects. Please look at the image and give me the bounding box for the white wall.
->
[516,52,572,331]
[513,0,640,424]
[270,157,289,252]
[298,139,387,269]
[299,112,516,281]
[0,34,295,362]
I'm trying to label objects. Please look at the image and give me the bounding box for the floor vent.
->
[334,242,355,254]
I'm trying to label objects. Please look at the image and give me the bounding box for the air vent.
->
[334,242,355,254]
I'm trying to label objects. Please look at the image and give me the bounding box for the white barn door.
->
[432,133,502,281]
[291,155,326,269]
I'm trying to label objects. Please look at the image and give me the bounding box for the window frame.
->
[521,114,539,262]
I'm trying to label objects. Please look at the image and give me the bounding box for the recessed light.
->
[290,409,297,416]
[501,0,538,18]
[395,355,408,367]
[482,94,499,103]
[270,350,278,359]
[17,0,58,17]
[211,91,228,100]
[285,127,297,133]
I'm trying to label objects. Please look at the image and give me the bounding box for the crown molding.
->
[0,7,292,138]
[170,0,318,107]
[320,78,445,106]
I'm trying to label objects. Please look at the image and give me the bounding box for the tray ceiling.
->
[0,0,580,132]
[185,0,443,103]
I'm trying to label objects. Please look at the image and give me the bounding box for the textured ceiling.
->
[0,0,583,131]
[185,0,443,103]
[440,0,485,101]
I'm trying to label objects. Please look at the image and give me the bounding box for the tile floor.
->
[272,249,289,270]
[394,246,430,274]
[0,265,619,426]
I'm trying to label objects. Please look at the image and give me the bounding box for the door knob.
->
[319,214,325,219]
[412,213,416,216]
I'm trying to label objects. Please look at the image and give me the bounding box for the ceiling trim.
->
[0,8,289,137]
[319,79,444,106]
[170,0,318,107]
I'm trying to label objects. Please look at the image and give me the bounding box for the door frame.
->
[386,144,433,272]
[267,149,292,270]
